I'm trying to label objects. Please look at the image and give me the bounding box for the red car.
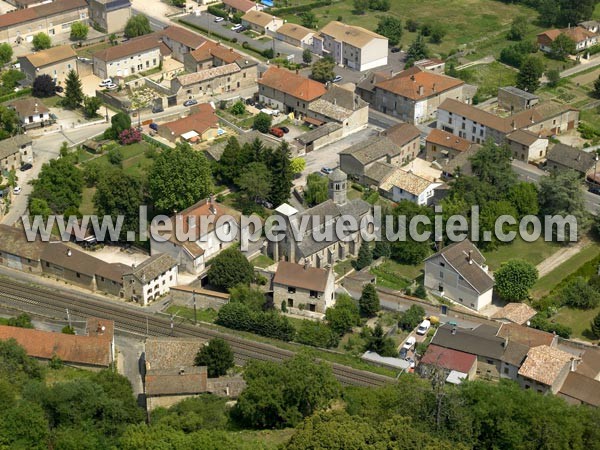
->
[269,127,284,138]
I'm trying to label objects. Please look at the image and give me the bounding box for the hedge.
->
[0,88,33,104]
[216,302,296,341]
[270,0,332,15]
[207,5,228,18]
[142,133,172,151]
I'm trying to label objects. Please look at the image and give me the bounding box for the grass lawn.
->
[80,187,96,215]
[250,254,275,268]
[85,142,154,176]
[553,304,600,343]
[532,241,600,299]
[370,259,421,291]
[166,305,218,323]
[334,259,354,277]
[76,42,111,59]
[45,365,95,385]
[234,429,296,449]
[483,237,561,272]
[458,62,517,100]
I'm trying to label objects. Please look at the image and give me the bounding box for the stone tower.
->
[328,168,347,205]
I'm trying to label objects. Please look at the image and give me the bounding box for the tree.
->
[61,325,75,334]
[104,111,132,140]
[550,33,576,60]
[0,105,19,138]
[0,42,13,65]
[109,33,118,45]
[368,0,390,11]
[295,320,339,348]
[508,182,539,218]
[31,74,55,98]
[406,34,429,65]
[299,11,317,29]
[252,112,272,133]
[290,157,305,175]
[373,240,391,259]
[591,311,600,338]
[353,242,372,271]
[507,16,528,41]
[494,259,538,301]
[230,100,245,116]
[216,137,242,183]
[516,56,544,93]
[267,141,294,206]
[237,162,271,202]
[30,155,84,214]
[29,198,52,219]
[32,32,51,50]
[148,142,213,213]
[364,323,396,356]
[82,95,102,118]
[194,338,234,377]
[124,14,151,38]
[1,69,23,90]
[376,17,402,46]
[429,24,446,44]
[398,305,425,330]
[546,68,561,87]
[359,283,380,317]
[304,172,328,206]
[593,75,600,99]
[93,168,143,241]
[311,56,335,82]
[470,139,517,193]
[325,294,360,335]
[353,0,367,14]
[207,247,255,290]
[70,22,89,41]
[560,277,600,309]
[229,284,266,311]
[63,70,84,109]
[302,48,312,64]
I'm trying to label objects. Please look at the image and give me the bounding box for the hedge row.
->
[216,302,296,341]
[270,0,332,15]
[0,88,32,104]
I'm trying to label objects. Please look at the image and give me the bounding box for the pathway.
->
[536,239,589,278]
[456,55,495,71]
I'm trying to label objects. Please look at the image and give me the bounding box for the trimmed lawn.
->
[458,62,517,100]
[370,259,421,291]
[251,254,275,268]
[80,187,96,215]
[334,259,354,277]
[166,305,218,323]
[76,42,111,59]
[483,237,561,272]
[553,304,600,343]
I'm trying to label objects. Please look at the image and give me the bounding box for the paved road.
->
[560,55,600,78]
[368,109,402,130]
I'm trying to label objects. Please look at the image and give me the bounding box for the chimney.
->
[67,249,72,257]
[230,48,233,52]
[34,103,38,113]
[295,69,299,74]
[511,120,516,131]
[503,336,509,347]
[179,368,186,375]
[468,250,473,264]
[209,193,215,204]
[304,260,309,270]
[570,357,578,372]
[418,85,424,96]
[432,83,437,93]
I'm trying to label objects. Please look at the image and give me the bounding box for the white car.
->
[214,16,224,22]
[13,186,21,195]
[99,78,113,87]
[402,336,416,350]
[231,24,243,31]
[105,83,118,90]
[416,319,431,336]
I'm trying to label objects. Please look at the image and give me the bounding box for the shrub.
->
[295,320,339,348]
[118,128,142,145]
[216,302,295,341]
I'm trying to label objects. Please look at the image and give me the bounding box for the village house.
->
[418,344,478,383]
[414,58,446,74]
[18,45,77,85]
[558,372,600,407]
[87,0,131,34]
[435,144,478,178]
[307,84,369,137]
[275,22,314,48]
[491,303,538,326]
[272,261,335,314]
[437,99,580,145]
[184,40,246,72]
[258,66,326,117]
[312,21,388,71]
[537,27,598,54]
[5,0,48,9]
[171,59,258,104]
[517,345,576,394]
[498,86,539,113]
[579,20,600,34]
[241,10,283,34]
[269,169,371,269]
[356,71,390,105]
[123,253,178,306]
[425,128,474,162]
[0,134,32,172]
[159,25,207,63]
[506,129,548,163]
[9,97,51,129]
[424,239,494,311]
[0,224,44,273]
[222,0,258,14]
[545,143,596,177]
[0,317,115,369]
[373,66,467,124]
[0,0,88,45]
[150,196,243,274]
[157,103,220,143]
[378,169,442,206]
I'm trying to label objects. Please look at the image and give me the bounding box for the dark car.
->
[19,163,32,172]
[280,126,289,134]
[235,25,247,33]
[152,106,164,113]
[590,187,600,196]
[390,47,401,53]
[149,122,159,131]
[54,85,64,93]
[254,102,264,110]
[183,99,198,107]
[399,347,408,359]
[245,98,255,106]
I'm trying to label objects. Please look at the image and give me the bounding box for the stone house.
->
[0,0,88,45]
[123,253,178,306]
[545,143,596,177]
[506,129,548,163]
[157,103,219,143]
[18,45,77,85]
[425,128,473,162]
[241,10,283,34]
[424,239,494,312]
[9,98,50,129]
[379,169,441,206]
[312,21,388,71]
[381,122,421,159]
[418,344,477,382]
[0,135,31,172]
[0,224,44,273]
[518,345,576,394]
[356,71,390,105]
[307,84,368,137]
[258,66,326,117]
[558,372,600,407]
[498,86,539,113]
[537,27,598,54]
[184,41,246,72]
[275,22,314,48]
[160,25,207,63]
[87,0,131,34]
[373,66,466,124]
[272,261,335,314]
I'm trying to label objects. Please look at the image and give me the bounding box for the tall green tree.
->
[83,95,102,118]
[252,112,272,133]
[550,33,576,60]
[353,241,373,270]
[359,283,380,317]
[364,323,396,356]
[469,140,517,195]
[507,16,528,41]
[325,294,360,335]
[124,14,152,38]
[302,48,312,64]
[148,142,213,213]
[398,305,426,330]
[593,75,600,99]
[206,247,255,290]
[70,21,89,41]
[194,338,234,377]
[30,154,84,214]
[516,56,544,93]
[405,34,429,66]
[268,142,293,206]
[0,105,20,138]
[311,56,335,82]
[32,32,51,50]
[591,311,600,338]
[560,277,600,309]
[494,259,538,301]
[376,17,403,46]
[0,42,13,65]
[304,173,328,206]
[32,74,55,97]
[373,240,391,259]
[63,69,84,109]
[216,137,243,183]
[1,69,23,90]
[299,11,317,28]
[237,162,271,203]
[104,111,132,140]
[353,0,367,14]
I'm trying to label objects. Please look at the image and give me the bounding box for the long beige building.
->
[0,0,88,45]
[18,45,77,85]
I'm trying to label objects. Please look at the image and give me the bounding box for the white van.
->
[416,319,431,335]
[99,78,113,87]
[402,336,416,350]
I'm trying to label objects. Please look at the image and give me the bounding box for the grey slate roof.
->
[126,253,176,282]
[319,85,368,111]
[431,323,506,361]
[329,168,347,182]
[339,136,399,166]
[364,161,395,184]
[546,144,596,174]
[0,223,46,261]
[296,122,342,144]
[0,134,31,160]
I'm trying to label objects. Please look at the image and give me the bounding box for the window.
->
[504,367,509,375]
[486,359,493,364]
[309,290,318,298]
[439,271,444,278]
[309,304,316,312]
[440,261,445,267]
[288,286,296,294]
[287,298,293,308]
[76,272,81,278]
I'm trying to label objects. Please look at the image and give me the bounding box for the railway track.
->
[0,279,394,387]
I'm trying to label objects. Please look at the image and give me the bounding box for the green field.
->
[370,259,421,291]
[553,304,600,343]
[483,237,561,272]
[250,254,275,268]
[458,62,518,100]
[166,305,219,323]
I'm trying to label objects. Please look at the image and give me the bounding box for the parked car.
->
[270,127,284,138]
[416,319,431,335]
[152,106,164,113]
[99,78,113,87]
[184,99,198,107]
[254,102,264,110]
[332,75,343,83]
[105,83,118,90]
[399,347,408,359]
[54,85,64,93]
[236,25,247,33]
[321,167,333,175]
[590,187,600,196]
[280,126,289,134]
[402,336,416,350]
[231,24,243,31]
[245,98,255,106]
[19,163,32,172]
[214,16,224,22]
[149,122,159,131]
[390,47,401,53]
[13,186,21,195]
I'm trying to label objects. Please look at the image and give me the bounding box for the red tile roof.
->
[0,0,87,29]
[161,25,206,49]
[223,0,256,12]
[538,27,596,46]
[189,41,242,64]
[420,344,477,373]
[259,66,326,102]
[426,128,472,152]
[375,67,463,100]
[273,261,330,292]
[163,103,218,138]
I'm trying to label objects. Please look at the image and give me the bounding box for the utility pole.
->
[193,290,197,325]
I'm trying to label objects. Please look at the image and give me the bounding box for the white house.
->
[9,98,51,129]
[424,240,494,312]
[379,169,441,206]
[123,254,179,306]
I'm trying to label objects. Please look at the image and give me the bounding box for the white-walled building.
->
[379,169,441,206]
[123,254,179,306]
